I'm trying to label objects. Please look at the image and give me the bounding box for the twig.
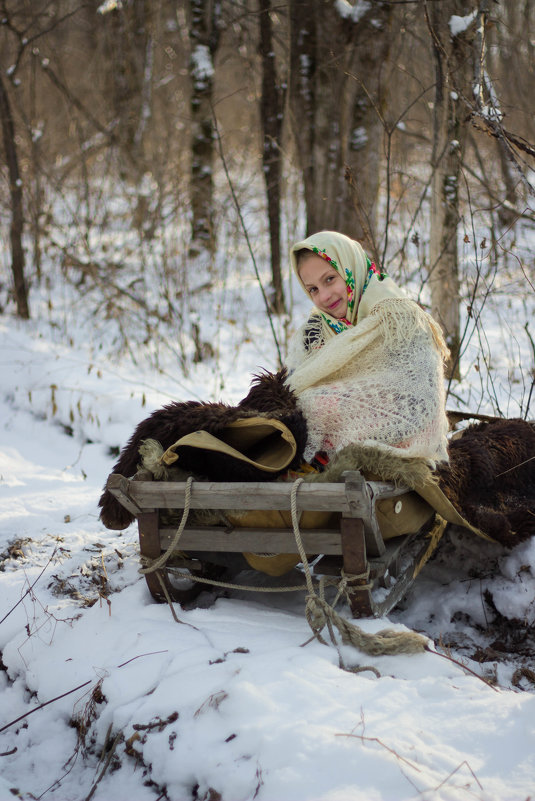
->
[0,650,169,734]
[116,650,168,669]
[0,679,94,734]
[39,59,115,143]
[211,105,283,368]
[83,730,123,801]
[426,644,500,692]
[433,759,483,792]
[336,732,421,772]
[446,172,498,404]
[523,323,535,420]
[0,546,58,626]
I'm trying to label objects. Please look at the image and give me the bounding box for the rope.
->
[138,475,429,658]
[169,571,308,593]
[288,478,429,658]
[289,478,313,590]
[155,571,182,623]
[413,514,447,578]
[139,476,194,575]
[139,474,309,593]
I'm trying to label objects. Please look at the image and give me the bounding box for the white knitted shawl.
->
[285,231,450,466]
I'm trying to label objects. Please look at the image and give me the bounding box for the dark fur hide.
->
[436,418,535,547]
[99,369,307,530]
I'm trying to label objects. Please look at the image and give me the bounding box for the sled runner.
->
[106,468,443,618]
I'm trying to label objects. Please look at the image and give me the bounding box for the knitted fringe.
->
[372,298,450,362]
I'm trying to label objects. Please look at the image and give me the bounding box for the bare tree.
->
[288,0,392,245]
[468,0,535,206]
[0,71,29,318]
[99,0,151,164]
[187,0,221,257]
[425,0,476,379]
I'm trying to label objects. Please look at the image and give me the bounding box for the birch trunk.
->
[188,0,221,257]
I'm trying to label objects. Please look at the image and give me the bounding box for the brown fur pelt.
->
[99,368,307,530]
[300,419,535,547]
[435,418,535,547]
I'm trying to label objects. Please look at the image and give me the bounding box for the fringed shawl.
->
[285,231,450,466]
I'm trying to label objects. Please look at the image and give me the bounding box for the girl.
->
[285,230,450,467]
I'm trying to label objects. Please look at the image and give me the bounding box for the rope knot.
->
[304,594,329,643]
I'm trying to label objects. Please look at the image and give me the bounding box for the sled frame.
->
[106,470,437,618]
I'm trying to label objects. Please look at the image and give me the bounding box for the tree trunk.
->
[259,0,286,314]
[288,0,392,248]
[188,0,221,257]
[99,0,154,239]
[288,0,316,235]
[427,0,474,380]
[0,73,30,319]
[101,0,151,172]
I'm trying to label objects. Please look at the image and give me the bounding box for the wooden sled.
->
[106,468,444,618]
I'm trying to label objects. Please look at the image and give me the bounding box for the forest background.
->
[1,0,534,417]
[2,3,535,798]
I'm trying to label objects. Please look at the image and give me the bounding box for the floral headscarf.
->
[290,231,406,339]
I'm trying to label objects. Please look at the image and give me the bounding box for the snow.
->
[97,0,123,14]
[335,0,371,24]
[449,12,477,38]
[351,126,368,150]
[191,45,214,82]
[1,230,535,799]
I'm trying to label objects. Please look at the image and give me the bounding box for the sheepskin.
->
[99,369,307,530]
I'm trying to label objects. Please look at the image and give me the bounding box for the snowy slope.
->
[1,291,535,801]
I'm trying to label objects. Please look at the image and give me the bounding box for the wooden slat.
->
[106,474,144,516]
[128,480,351,511]
[138,511,167,602]
[340,517,373,617]
[108,474,406,515]
[159,526,343,555]
[343,470,385,557]
[342,470,372,517]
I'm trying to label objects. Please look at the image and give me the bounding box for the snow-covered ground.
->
[1,233,535,800]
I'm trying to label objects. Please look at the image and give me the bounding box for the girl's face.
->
[298,254,348,319]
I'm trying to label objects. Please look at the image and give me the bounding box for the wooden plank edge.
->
[106,473,143,516]
[158,525,343,555]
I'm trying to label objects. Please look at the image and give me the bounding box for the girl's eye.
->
[309,287,317,295]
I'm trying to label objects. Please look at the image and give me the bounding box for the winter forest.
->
[1,1,535,800]
[2,0,534,385]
